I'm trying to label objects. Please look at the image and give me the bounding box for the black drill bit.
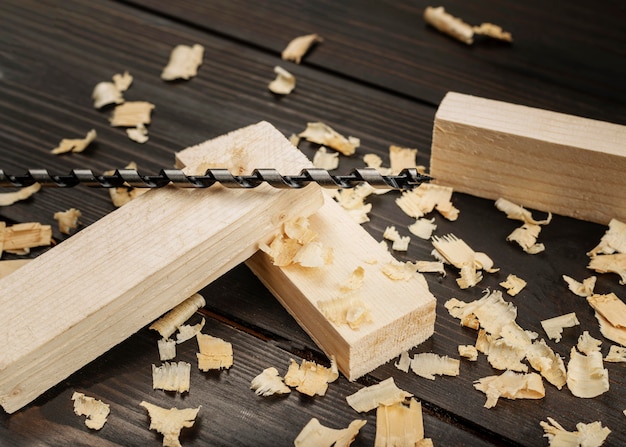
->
[0,168,432,190]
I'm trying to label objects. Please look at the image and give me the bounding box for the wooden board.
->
[430,92,626,225]
[0,121,323,413]
[177,150,437,381]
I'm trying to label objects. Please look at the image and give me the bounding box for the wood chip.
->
[474,371,545,408]
[109,101,155,127]
[196,333,233,371]
[281,33,322,64]
[507,223,546,254]
[587,254,626,285]
[363,153,391,175]
[604,345,626,363]
[92,82,124,109]
[577,331,602,355]
[588,218,626,256]
[152,361,191,393]
[458,345,478,361]
[541,312,580,342]
[415,260,445,276]
[112,71,133,92]
[473,23,513,42]
[562,275,597,297]
[268,65,296,95]
[126,123,149,143]
[161,44,204,81]
[297,122,359,156]
[51,129,96,155]
[408,218,437,240]
[346,377,412,413]
[0,221,52,256]
[312,146,339,170]
[383,225,410,252]
[424,6,512,44]
[540,417,611,447]
[397,183,458,220]
[389,145,418,175]
[53,208,81,234]
[0,183,41,207]
[157,338,176,361]
[284,357,338,397]
[499,274,526,296]
[71,392,110,430]
[250,367,291,396]
[149,293,206,339]
[294,418,366,447]
[140,401,201,447]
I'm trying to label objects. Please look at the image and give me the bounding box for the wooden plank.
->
[0,121,324,413]
[430,92,626,225]
[177,152,437,381]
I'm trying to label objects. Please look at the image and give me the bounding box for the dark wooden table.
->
[1,1,625,445]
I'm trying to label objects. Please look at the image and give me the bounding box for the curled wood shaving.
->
[268,66,296,95]
[594,311,626,347]
[525,339,567,389]
[577,331,602,355]
[127,123,149,143]
[499,274,526,296]
[51,129,96,155]
[149,293,206,339]
[507,223,545,254]
[176,318,205,344]
[588,218,626,256]
[375,399,427,446]
[318,293,372,330]
[53,208,81,235]
[563,275,597,297]
[566,347,609,398]
[71,392,110,430]
[408,218,437,240]
[389,145,419,175]
[0,183,41,206]
[298,122,359,156]
[152,361,191,393]
[415,260,445,276]
[409,352,460,380]
[458,345,478,361]
[140,401,201,447]
[313,146,339,170]
[381,259,418,281]
[431,234,497,288]
[495,198,552,225]
[250,367,291,396]
[346,377,412,413]
[604,345,626,363]
[541,313,580,342]
[284,357,338,397]
[340,266,365,292]
[363,153,391,175]
[157,338,176,361]
[109,101,155,127]
[161,44,204,81]
[485,338,528,372]
[424,6,512,44]
[92,82,124,109]
[106,162,149,207]
[396,183,458,220]
[474,371,545,408]
[331,184,374,224]
[587,254,626,285]
[294,418,366,447]
[0,221,52,256]
[196,333,233,371]
[540,417,611,447]
[281,33,322,64]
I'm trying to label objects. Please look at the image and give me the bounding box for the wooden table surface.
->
[1,1,625,445]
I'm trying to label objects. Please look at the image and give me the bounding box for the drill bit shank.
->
[0,168,431,190]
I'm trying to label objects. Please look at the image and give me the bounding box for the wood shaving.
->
[281,33,322,64]
[588,218,626,256]
[126,123,149,143]
[196,333,233,371]
[432,234,497,288]
[176,318,205,344]
[363,153,391,175]
[540,417,611,447]
[346,377,412,413]
[157,338,176,361]
[604,345,626,362]
[577,331,602,355]
[474,371,545,408]
[408,218,437,240]
[112,71,133,92]
[53,208,81,235]
[566,347,609,398]
[0,221,52,256]
[140,401,201,447]
[0,183,41,206]
[339,266,365,292]
[250,367,291,396]
[594,311,626,346]
[375,399,428,447]
[331,184,374,224]
[0,259,30,279]
[92,71,132,108]
[507,223,545,254]
[495,198,552,225]
[268,65,296,95]
[563,275,597,297]
[294,418,366,447]
[109,101,155,127]
[149,293,206,339]
[297,122,359,156]
[587,254,626,285]
[318,294,372,330]
[284,357,338,397]
[106,162,149,207]
[71,392,110,430]
[261,217,333,267]
[313,146,339,170]
[161,44,204,81]
[396,183,458,220]
[458,345,478,361]
[525,339,567,389]
[424,6,512,44]
[485,338,528,372]
[51,129,96,154]
[394,351,411,373]
[415,260,445,276]
[541,312,580,342]
[410,352,460,380]
[389,145,419,175]
[152,361,191,393]
[587,293,626,329]
[383,226,410,251]
[499,274,526,296]
[381,259,419,281]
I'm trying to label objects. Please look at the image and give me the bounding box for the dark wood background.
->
[1,1,625,445]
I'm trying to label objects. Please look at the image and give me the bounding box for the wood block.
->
[0,122,324,413]
[177,161,437,382]
[430,92,626,225]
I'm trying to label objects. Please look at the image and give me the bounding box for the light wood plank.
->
[430,92,626,224]
[0,121,323,413]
